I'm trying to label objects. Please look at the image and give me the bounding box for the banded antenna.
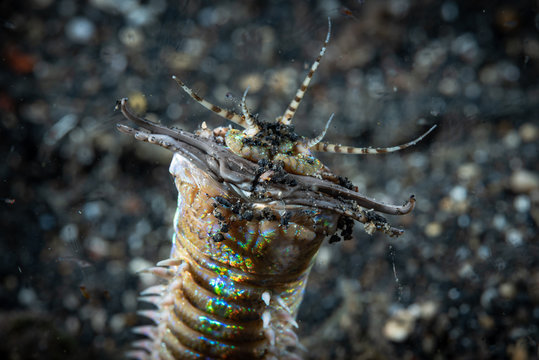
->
[310,125,437,154]
[172,75,248,128]
[279,18,331,126]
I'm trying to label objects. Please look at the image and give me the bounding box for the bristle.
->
[262,310,271,329]
[264,328,276,347]
[165,277,183,292]
[159,292,175,307]
[139,267,174,279]
[132,325,157,339]
[156,258,183,267]
[275,296,291,313]
[137,310,161,324]
[262,291,271,306]
[125,349,149,360]
[281,328,299,345]
[131,339,154,352]
[138,295,162,306]
[289,318,299,329]
[274,308,297,327]
[140,285,166,296]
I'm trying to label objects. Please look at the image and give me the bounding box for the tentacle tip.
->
[117,98,130,116]
[326,17,332,41]
[171,75,184,85]
[327,113,335,126]
[115,97,127,110]
[390,228,405,237]
[402,194,417,214]
[116,123,130,132]
[242,86,251,99]
[419,124,438,141]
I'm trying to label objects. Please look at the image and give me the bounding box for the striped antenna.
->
[172,75,247,128]
[311,125,437,154]
[240,87,260,135]
[305,113,334,148]
[279,18,331,126]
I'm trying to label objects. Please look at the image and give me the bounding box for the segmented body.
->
[166,153,337,359]
[118,19,433,360]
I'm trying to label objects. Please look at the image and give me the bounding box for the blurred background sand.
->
[1,0,538,359]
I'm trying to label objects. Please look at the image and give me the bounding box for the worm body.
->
[164,152,338,358]
[118,20,432,360]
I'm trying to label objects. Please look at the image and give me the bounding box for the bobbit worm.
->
[117,19,435,360]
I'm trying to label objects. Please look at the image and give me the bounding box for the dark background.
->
[1,0,538,359]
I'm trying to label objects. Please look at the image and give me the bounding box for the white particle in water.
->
[18,287,38,306]
[492,214,506,230]
[65,17,95,44]
[506,229,523,247]
[448,287,460,300]
[60,223,79,243]
[513,195,530,213]
[477,245,491,260]
[457,214,470,227]
[480,288,497,308]
[167,102,183,120]
[450,185,467,202]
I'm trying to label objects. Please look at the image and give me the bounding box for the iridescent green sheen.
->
[159,153,340,357]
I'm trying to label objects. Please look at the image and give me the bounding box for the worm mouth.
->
[116,98,415,237]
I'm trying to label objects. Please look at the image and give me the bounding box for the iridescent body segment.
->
[160,153,338,358]
[118,18,434,360]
